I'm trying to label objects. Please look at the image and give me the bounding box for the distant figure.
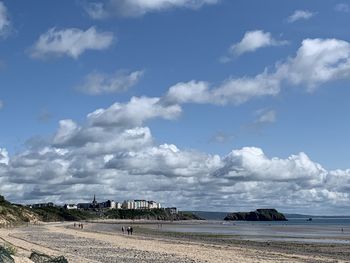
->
[130,227,133,235]
[127,226,130,235]
[341,228,344,233]
[81,223,84,229]
[74,223,76,227]
[122,226,125,234]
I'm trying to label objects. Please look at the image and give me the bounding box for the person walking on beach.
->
[127,226,130,235]
[130,227,133,235]
[122,226,125,234]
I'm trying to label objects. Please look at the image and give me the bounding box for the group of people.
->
[121,226,133,235]
[73,223,84,229]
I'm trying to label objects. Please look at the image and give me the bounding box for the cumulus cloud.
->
[227,30,287,57]
[278,38,350,91]
[334,3,350,12]
[30,27,114,59]
[77,70,144,95]
[167,38,350,106]
[87,96,181,128]
[0,2,10,38]
[165,72,281,105]
[106,143,221,177]
[85,0,219,18]
[214,147,326,185]
[287,10,315,23]
[0,148,9,165]
[1,96,350,214]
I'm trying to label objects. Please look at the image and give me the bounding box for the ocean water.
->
[86,218,350,244]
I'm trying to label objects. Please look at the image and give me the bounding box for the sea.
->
[87,217,350,244]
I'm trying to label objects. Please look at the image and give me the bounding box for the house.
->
[77,203,90,210]
[148,201,161,209]
[31,202,54,209]
[64,204,77,210]
[165,207,177,214]
[134,200,148,210]
[122,200,135,210]
[99,200,116,209]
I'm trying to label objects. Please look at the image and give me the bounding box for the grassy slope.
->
[1,195,202,224]
[0,196,40,225]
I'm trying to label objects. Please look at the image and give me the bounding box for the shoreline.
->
[0,221,349,262]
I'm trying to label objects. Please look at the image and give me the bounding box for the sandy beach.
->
[0,221,349,263]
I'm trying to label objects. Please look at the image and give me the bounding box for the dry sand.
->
[0,222,349,263]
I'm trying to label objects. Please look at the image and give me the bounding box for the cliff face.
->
[224,209,287,221]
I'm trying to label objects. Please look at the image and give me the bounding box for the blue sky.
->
[1,0,350,214]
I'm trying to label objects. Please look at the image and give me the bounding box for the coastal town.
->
[28,195,178,214]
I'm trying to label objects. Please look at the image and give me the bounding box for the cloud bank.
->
[1,100,350,214]
[2,38,350,214]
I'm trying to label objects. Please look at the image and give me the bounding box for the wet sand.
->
[0,221,349,263]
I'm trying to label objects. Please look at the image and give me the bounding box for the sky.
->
[1,0,350,215]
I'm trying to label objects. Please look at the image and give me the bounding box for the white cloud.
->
[167,38,350,106]
[106,143,222,177]
[255,109,276,124]
[278,38,350,91]
[77,70,144,95]
[165,71,281,105]
[214,147,326,185]
[85,2,109,19]
[0,2,10,38]
[209,131,234,144]
[287,10,315,23]
[165,80,211,104]
[334,3,350,12]
[0,148,9,165]
[228,30,287,57]
[53,120,81,146]
[1,98,350,213]
[85,0,219,18]
[30,27,114,59]
[87,96,182,128]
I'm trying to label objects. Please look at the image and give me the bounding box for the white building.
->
[122,200,135,210]
[148,201,161,209]
[134,200,148,209]
[64,204,77,210]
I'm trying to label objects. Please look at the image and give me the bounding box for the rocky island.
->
[224,209,287,221]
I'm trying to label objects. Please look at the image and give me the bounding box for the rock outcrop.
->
[224,209,287,221]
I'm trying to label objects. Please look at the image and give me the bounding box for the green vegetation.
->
[1,195,201,225]
[105,208,202,220]
[30,251,68,263]
[32,207,98,222]
[0,195,39,225]
[224,209,287,221]
[3,243,17,256]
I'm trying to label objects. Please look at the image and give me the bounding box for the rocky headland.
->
[224,209,287,221]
